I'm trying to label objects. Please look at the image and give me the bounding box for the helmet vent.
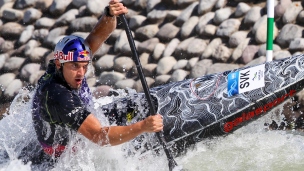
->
[67,41,75,47]
[64,38,70,44]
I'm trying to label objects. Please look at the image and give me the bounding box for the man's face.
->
[56,61,89,89]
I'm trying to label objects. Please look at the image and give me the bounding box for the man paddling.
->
[31,0,163,160]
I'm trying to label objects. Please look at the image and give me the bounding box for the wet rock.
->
[201,38,222,59]
[186,57,199,70]
[113,56,134,73]
[274,0,292,18]
[190,59,213,78]
[276,24,303,48]
[44,27,68,47]
[0,22,24,39]
[213,7,232,25]
[32,28,49,42]
[29,70,45,85]
[282,2,303,24]
[114,30,129,53]
[28,47,50,62]
[72,0,87,8]
[92,85,112,98]
[187,38,207,57]
[289,38,304,52]
[206,63,240,75]
[18,25,34,44]
[93,43,111,60]
[257,44,281,57]
[139,53,150,66]
[163,38,180,57]
[129,15,146,30]
[196,12,215,35]
[231,38,250,62]
[200,24,217,37]
[0,41,14,53]
[138,38,159,54]
[273,50,291,60]
[49,0,72,16]
[156,56,177,75]
[147,8,167,23]
[253,15,278,44]
[152,43,165,61]
[135,24,159,41]
[156,23,179,42]
[243,6,262,26]
[23,8,42,25]
[95,54,115,71]
[115,79,135,90]
[55,9,79,27]
[229,31,248,48]
[216,19,241,38]
[234,2,251,17]
[212,44,231,62]
[175,2,198,26]
[2,8,23,21]
[241,45,260,64]
[143,63,157,77]
[3,79,23,100]
[35,17,55,28]
[174,37,195,60]
[14,0,36,9]
[155,75,171,86]
[180,16,199,40]
[170,69,188,82]
[87,0,107,16]
[99,71,125,86]
[20,63,41,81]
[0,73,16,89]
[69,17,98,32]
[0,53,9,70]
[245,56,266,67]
[3,57,25,72]
[173,59,188,70]
[197,0,217,15]
[147,0,160,12]
[34,0,53,11]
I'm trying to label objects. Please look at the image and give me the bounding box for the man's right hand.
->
[142,114,164,132]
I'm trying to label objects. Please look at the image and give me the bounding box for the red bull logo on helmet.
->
[77,50,90,61]
[54,51,73,61]
[54,50,90,62]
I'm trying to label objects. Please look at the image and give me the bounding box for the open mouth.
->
[75,78,82,84]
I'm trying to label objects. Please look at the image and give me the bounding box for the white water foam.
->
[1,89,304,171]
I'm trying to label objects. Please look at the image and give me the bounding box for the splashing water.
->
[1,89,304,171]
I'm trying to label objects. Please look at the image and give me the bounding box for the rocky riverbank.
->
[1,0,304,114]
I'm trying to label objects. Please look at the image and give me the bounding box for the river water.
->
[1,88,304,171]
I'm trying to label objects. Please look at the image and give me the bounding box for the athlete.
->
[31,0,163,160]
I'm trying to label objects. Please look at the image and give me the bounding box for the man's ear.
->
[54,59,61,70]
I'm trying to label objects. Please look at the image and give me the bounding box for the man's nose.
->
[77,67,86,75]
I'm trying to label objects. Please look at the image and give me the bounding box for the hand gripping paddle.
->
[119,14,178,171]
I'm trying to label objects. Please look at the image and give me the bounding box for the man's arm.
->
[85,0,128,55]
[78,114,163,146]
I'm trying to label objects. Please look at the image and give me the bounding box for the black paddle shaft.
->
[119,14,178,171]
